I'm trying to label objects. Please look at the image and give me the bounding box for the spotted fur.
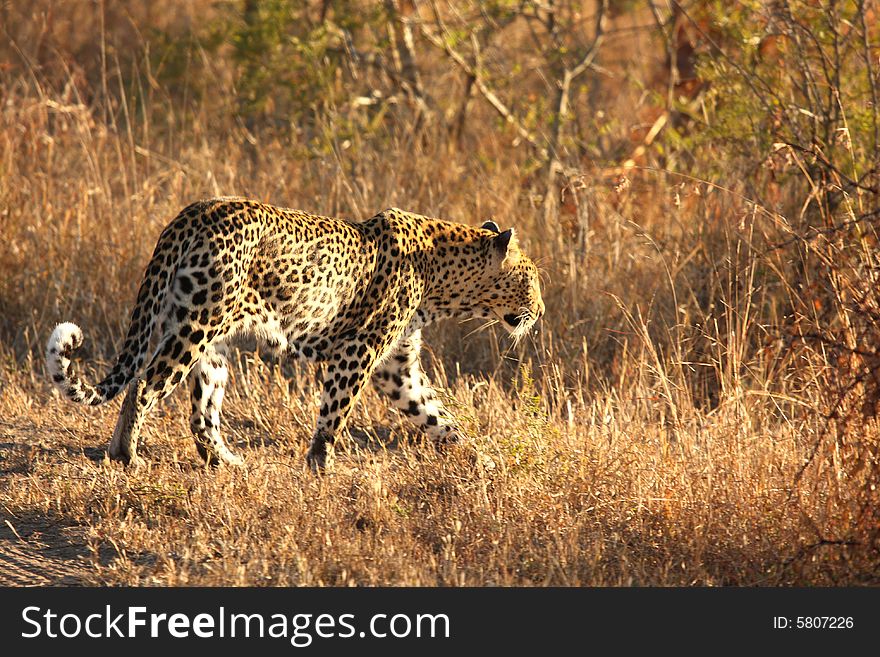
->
[46,198,545,470]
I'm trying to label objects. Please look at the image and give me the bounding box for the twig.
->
[4,519,25,543]
[762,208,880,257]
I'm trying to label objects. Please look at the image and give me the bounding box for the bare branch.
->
[419,3,546,155]
[543,0,608,219]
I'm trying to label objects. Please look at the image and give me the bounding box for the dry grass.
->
[3,355,864,586]
[0,1,877,586]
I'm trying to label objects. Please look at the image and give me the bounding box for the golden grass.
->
[2,357,860,586]
[0,2,877,586]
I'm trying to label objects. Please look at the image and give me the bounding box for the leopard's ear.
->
[481,220,500,234]
[494,228,516,255]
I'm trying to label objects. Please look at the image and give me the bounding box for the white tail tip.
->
[47,322,84,357]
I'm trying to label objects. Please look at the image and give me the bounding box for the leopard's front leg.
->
[306,338,382,472]
[306,261,421,472]
[372,328,461,444]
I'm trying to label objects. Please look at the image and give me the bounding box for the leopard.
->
[45,198,545,471]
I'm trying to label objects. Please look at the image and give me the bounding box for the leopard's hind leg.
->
[188,345,243,466]
[108,321,226,465]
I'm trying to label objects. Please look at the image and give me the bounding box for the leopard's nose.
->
[504,313,522,327]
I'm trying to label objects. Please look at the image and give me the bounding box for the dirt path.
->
[0,517,92,586]
[0,414,101,586]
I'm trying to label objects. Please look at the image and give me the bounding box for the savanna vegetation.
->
[0,0,878,585]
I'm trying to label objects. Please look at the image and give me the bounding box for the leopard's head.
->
[475,220,545,342]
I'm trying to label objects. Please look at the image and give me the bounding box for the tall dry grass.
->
[0,1,877,585]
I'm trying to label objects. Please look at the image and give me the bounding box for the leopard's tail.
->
[46,211,189,406]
